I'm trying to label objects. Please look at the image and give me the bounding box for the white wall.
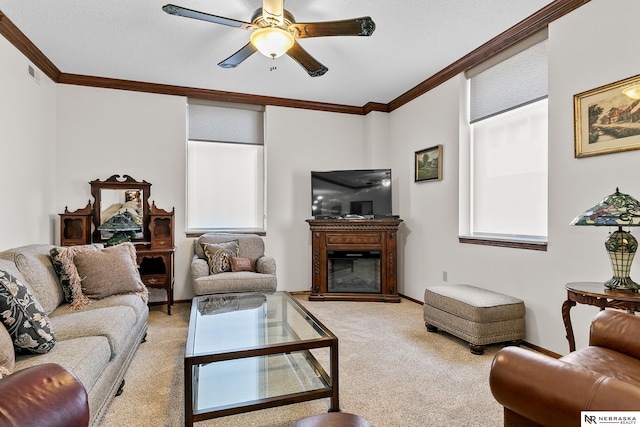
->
[263,106,367,291]
[388,0,640,354]
[0,36,57,247]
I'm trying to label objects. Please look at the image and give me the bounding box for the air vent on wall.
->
[27,64,40,85]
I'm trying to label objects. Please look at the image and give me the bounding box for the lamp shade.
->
[98,212,142,246]
[571,188,640,291]
[570,188,640,227]
[250,27,294,58]
[98,212,142,232]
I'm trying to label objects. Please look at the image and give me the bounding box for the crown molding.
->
[388,0,590,112]
[1,0,589,115]
[57,73,365,115]
[0,11,60,81]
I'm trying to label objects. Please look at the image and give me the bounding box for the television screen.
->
[311,169,392,218]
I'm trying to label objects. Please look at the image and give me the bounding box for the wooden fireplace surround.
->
[306,218,402,302]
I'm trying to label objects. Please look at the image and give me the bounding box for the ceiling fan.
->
[162,0,376,77]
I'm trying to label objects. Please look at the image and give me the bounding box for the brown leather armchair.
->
[0,363,89,427]
[490,310,640,427]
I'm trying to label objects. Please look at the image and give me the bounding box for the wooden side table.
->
[562,282,640,352]
[136,245,175,314]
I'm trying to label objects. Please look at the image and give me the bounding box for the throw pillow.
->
[72,243,146,301]
[50,245,101,303]
[0,324,14,378]
[230,256,252,272]
[202,241,239,274]
[0,269,56,354]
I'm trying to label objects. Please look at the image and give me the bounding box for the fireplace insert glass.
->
[327,250,381,294]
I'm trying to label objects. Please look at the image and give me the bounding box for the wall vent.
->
[28,64,41,84]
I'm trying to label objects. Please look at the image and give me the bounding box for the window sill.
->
[458,235,547,251]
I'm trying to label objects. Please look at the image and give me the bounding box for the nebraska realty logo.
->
[582,412,640,426]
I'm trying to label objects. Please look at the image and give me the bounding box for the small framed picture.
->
[574,73,640,158]
[415,145,443,182]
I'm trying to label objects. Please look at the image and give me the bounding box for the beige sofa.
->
[0,244,148,427]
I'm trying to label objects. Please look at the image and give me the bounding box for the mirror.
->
[90,175,151,244]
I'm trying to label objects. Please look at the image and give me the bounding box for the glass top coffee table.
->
[184,291,339,426]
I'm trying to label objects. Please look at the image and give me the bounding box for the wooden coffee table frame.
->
[184,292,339,426]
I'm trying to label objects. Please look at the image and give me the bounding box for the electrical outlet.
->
[443,271,448,282]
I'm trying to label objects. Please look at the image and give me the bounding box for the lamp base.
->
[106,231,133,247]
[604,276,640,292]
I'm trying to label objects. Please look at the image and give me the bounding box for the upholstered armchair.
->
[490,310,640,427]
[191,233,277,296]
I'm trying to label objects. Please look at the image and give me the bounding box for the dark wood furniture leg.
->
[562,298,577,352]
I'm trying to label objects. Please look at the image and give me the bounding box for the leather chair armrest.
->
[0,363,89,427]
[191,255,210,280]
[490,347,640,427]
[256,255,276,275]
[590,310,640,359]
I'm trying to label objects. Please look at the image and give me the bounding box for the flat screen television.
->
[311,169,393,218]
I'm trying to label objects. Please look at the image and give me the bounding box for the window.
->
[461,30,548,248]
[187,100,265,233]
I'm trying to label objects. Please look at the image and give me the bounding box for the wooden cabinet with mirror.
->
[59,175,175,314]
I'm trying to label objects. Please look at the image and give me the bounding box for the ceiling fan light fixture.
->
[250,27,294,58]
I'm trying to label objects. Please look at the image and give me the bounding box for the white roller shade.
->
[188,100,264,144]
[468,31,548,123]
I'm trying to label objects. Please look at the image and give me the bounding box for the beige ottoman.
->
[423,284,525,354]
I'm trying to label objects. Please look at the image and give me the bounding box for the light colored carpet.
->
[100,296,503,427]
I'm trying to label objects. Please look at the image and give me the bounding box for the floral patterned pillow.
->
[0,269,56,354]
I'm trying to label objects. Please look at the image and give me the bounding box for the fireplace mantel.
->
[306,218,402,302]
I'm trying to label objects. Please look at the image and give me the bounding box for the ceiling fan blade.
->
[218,43,258,68]
[162,4,252,30]
[290,17,375,38]
[286,42,328,77]
[262,0,284,26]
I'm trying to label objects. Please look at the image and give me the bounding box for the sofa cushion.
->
[72,243,145,301]
[0,269,56,354]
[230,256,253,272]
[49,305,138,357]
[0,259,27,285]
[14,335,111,393]
[202,241,238,274]
[0,324,14,378]
[562,346,640,388]
[67,293,148,323]
[0,244,63,314]
[193,271,277,295]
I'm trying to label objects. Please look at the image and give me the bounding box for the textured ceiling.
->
[0,0,554,106]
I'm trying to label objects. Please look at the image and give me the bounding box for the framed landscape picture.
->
[574,73,640,158]
[415,145,442,182]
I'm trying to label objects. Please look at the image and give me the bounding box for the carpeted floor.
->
[100,295,503,427]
